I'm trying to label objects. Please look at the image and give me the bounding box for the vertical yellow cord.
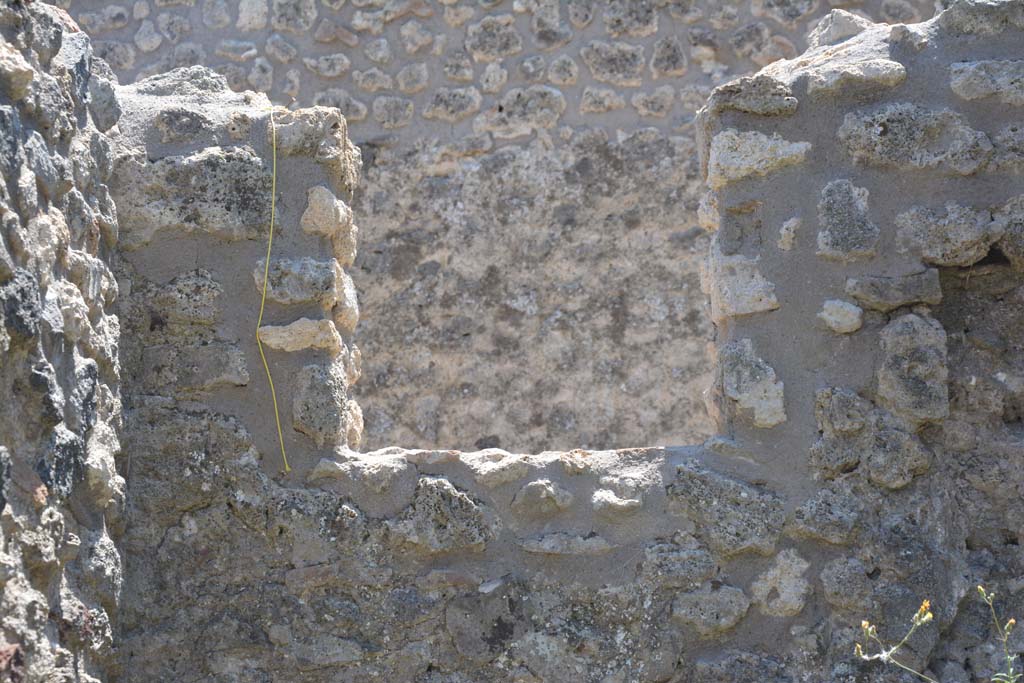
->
[256,107,290,473]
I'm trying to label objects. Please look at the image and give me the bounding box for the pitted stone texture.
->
[112,145,271,250]
[706,129,810,190]
[718,338,786,428]
[750,548,810,617]
[950,60,1024,106]
[896,203,1002,267]
[816,179,878,261]
[672,583,751,637]
[838,103,993,175]
[702,238,780,323]
[809,388,933,489]
[877,313,949,427]
[387,477,497,554]
[293,358,362,448]
[669,461,785,557]
[845,269,943,312]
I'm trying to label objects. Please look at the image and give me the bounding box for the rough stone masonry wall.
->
[96,3,1024,682]
[1,2,125,681]
[60,0,939,452]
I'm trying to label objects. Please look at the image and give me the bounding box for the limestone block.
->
[806,9,873,48]
[300,185,354,238]
[821,557,873,611]
[845,269,942,312]
[422,87,483,123]
[292,359,359,448]
[650,36,688,78]
[387,477,496,553]
[510,479,574,515]
[669,461,785,557]
[786,486,861,544]
[702,75,799,118]
[257,317,343,352]
[580,87,625,114]
[639,543,716,590]
[0,38,35,99]
[465,15,522,62]
[995,194,1024,270]
[396,62,429,94]
[816,179,879,261]
[547,55,578,85]
[352,67,392,93]
[604,0,658,37]
[272,106,361,193]
[719,338,786,428]
[838,103,993,175]
[702,238,780,323]
[896,203,1002,266]
[580,41,645,87]
[253,257,347,309]
[672,583,750,636]
[950,60,1024,105]
[113,146,271,250]
[592,488,642,515]
[632,86,675,117]
[706,129,810,190]
[473,85,566,139]
[373,95,414,129]
[809,387,932,487]
[877,313,949,426]
[751,549,810,617]
[818,299,863,334]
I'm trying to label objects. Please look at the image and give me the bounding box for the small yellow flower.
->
[918,599,931,615]
[862,620,871,630]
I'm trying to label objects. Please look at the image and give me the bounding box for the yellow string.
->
[256,107,290,474]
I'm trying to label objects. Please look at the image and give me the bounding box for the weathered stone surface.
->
[706,129,810,190]
[718,338,786,428]
[253,257,348,309]
[510,479,573,516]
[387,477,496,553]
[258,317,344,352]
[465,15,522,62]
[786,485,861,544]
[112,145,271,249]
[950,60,1024,106]
[519,532,615,555]
[670,461,785,557]
[293,359,362,448]
[808,387,933,488]
[838,103,994,175]
[845,269,943,312]
[580,40,645,86]
[750,549,810,616]
[896,202,1002,266]
[472,85,565,138]
[672,583,750,636]
[818,299,862,334]
[877,313,949,426]
[702,238,780,323]
[816,179,878,261]
[996,193,1024,270]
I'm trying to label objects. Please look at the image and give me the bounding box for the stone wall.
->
[70,3,1024,681]
[0,3,124,681]
[60,0,938,452]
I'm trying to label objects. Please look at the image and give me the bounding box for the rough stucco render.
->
[58,0,938,452]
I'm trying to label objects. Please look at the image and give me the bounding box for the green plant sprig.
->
[979,585,1021,683]
[857,599,938,683]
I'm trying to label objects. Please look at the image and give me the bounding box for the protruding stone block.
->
[718,338,786,428]
[845,270,942,312]
[706,129,811,190]
[257,317,343,352]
